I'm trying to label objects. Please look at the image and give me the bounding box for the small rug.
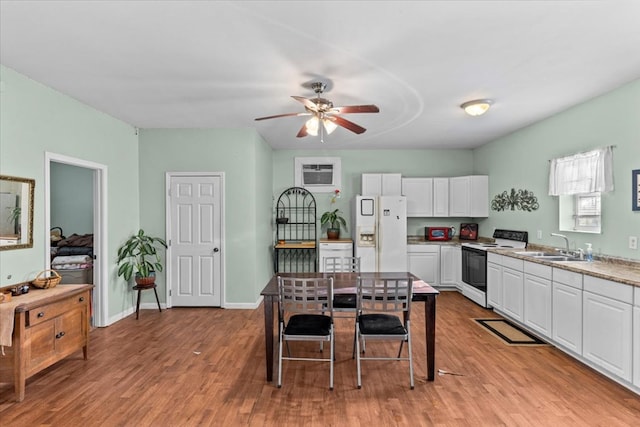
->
[473,318,548,346]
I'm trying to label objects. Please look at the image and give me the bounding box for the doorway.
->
[165,172,224,307]
[45,152,108,327]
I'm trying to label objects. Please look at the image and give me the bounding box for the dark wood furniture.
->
[0,284,93,402]
[260,272,439,383]
[133,284,162,319]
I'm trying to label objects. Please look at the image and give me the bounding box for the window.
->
[559,192,601,234]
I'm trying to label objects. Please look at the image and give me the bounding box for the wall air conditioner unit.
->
[294,157,341,193]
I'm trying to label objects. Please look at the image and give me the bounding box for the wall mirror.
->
[0,174,35,250]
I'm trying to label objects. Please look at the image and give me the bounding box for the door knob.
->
[213,248,220,253]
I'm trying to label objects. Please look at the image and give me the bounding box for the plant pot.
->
[135,272,156,287]
[327,228,340,240]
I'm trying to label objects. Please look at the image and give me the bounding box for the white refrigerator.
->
[353,195,407,272]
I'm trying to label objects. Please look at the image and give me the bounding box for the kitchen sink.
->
[532,255,585,262]
[513,251,586,262]
[514,251,557,257]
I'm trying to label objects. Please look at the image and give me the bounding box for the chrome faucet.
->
[550,233,570,254]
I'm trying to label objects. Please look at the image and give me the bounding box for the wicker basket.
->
[31,269,62,289]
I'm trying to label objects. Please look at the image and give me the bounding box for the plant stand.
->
[133,283,162,319]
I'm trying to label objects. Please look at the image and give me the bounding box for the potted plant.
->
[116,229,168,287]
[320,208,347,240]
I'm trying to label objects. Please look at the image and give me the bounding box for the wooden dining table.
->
[260,271,440,383]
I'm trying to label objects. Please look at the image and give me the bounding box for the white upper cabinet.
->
[433,177,449,217]
[402,178,433,217]
[402,177,450,217]
[449,175,489,217]
[362,173,402,196]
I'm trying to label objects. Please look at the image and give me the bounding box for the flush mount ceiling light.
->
[461,99,492,116]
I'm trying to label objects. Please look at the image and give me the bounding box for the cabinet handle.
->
[37,312,45,318]
[79,297,85,302]
[56,331,66,339]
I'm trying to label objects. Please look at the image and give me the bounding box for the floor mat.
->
[473,318,548,346]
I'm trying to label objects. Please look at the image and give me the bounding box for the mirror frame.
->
[0,174,35,251]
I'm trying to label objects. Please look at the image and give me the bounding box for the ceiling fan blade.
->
[254,112,309,121]
[296,123,309,138]
[328,116,367,134]
[331,104,380,114]
[291,96,319,111]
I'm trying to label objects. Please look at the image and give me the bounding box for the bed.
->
[50,233,94,284]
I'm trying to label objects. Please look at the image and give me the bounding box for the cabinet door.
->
[402,178,433,217]
[469,175,488,217]
[552,282,583,354]
[448,176,469,217]
[634,305,640,388]
[439,245,458,287]
[583,291,632,381]
[361,173,382,196]
[502,267,524,321]
[381,173,402,196]
[407,247,440,287]
[487,262,503,309]
[524,274,552,338]
[55,307,88,359]
[433,178,449,217]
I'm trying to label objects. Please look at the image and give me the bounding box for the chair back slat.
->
[278,276,334,316]
[357,277,412,317]
[324,256,361,273]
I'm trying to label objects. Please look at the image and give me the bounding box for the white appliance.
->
[353,195,407,272]
[319,240,353,272]
[460,229,528,307]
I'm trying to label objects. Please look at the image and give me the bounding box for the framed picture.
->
[633,169,640,211]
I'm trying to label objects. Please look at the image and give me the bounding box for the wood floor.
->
[1,291,639,426]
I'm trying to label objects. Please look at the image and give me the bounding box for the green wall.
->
[0,65,141,319]
[138,129,273,305]
[474,79,640,260]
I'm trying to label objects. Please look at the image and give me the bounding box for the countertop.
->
[491,248,640,288]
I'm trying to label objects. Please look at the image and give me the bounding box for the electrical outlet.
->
[537,230,542,239]
[630,236,638,250]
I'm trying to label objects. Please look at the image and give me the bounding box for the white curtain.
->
[548,146,614,196]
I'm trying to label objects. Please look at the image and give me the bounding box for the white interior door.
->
[168,174,223,307]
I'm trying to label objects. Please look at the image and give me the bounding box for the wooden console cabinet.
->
[0,284,92,402]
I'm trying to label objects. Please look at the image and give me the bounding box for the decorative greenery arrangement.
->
[491,188,539,212]
[321,189,347,236]
[320,208,347,232]
[116,229,168,281]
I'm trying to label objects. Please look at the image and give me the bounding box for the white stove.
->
[460,229,528,308]
[461,229,529,251]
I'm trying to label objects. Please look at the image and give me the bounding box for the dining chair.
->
[355,276,414,389]
[324,256,360,357]
[277,276,335,390]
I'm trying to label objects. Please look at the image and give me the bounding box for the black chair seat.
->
[285,314,332,336]
[359,313,406,335]
[333,294,356,309]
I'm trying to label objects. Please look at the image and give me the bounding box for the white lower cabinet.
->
[486,253,503,310]
[439,245,459,288]
[633,291,640,388]
[523,261,552,338]
[318,241,353,272]
[582,276,633,382]
[552,268,583,355]
[501,257,524,322]
[407,244,440,287]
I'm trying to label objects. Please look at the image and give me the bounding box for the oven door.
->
[461,246,487,292]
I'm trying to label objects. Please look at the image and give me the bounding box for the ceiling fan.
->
[254,82,380,142]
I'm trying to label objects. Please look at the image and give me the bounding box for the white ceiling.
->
[1,1,639,150]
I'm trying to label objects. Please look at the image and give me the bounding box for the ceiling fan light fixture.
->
[323,119,338,134]
[461,99,492,116]
[305,117,319,136]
